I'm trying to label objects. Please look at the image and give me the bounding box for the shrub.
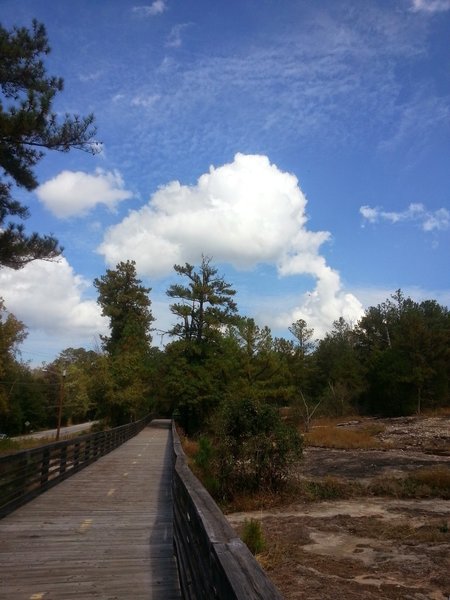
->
[213,397,303,498]
[242,518,265,555]
[193,436,219,496]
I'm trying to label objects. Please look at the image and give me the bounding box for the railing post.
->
[84,437,91,462]
[60,445,67,475]
[41,448,50,486]
[73,441,80,469]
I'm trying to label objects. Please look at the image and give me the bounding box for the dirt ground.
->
[226,415,450,600]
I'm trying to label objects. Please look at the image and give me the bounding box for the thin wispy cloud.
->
[360,203,450,232]
[166,23,192,48]
[411,0,450,12]
[132,1,167,17]
[79,71,103,82]
[378,92,450,154]
[131,94,161,108]
[101,5,439,170]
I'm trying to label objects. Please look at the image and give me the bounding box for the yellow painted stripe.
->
[79,518,93,533]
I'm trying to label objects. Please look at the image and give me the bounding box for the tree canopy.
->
[93,260,155,425]
[1,272,449,444]
[167,255,237,345]
[0,19,98,269]
[94,260,154,356]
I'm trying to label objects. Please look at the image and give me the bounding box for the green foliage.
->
[315,317,366,416]
[289,318,315,356]
[357,291,450,416]
[161,338,231,433]
[94,260,154,356]
[0,20,98,269]
[167,255,237,345]
[193,436,219,496]
[93,261,155,426]
[0,299,29,433]
[242,519,265,555]
[213,397,303,497]
[194,436,214,471]
[300,477,356,501]
[163,258,239,433]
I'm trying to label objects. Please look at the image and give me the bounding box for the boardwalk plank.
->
[0,422,181,599]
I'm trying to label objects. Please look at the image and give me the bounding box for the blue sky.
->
[1,0,449,365]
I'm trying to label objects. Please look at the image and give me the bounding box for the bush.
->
[242,518,265,555]
[213,397,303,498]
[193,436,220,496]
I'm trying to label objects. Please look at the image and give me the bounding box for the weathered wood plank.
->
[0,421,181,600]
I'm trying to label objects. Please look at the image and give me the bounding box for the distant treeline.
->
[1,258,449,436]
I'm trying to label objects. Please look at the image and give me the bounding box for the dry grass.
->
[179,435,199,460]
[412,466,450,488]
[304,423,385,449]
[422,406,450,417]
[258,539,296,573]
[369,467,450,499]
[223,486,298,513]
[223,477,364,512]
[226,466,450,512]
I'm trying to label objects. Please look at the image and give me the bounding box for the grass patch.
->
[346,515,450,544]
[0,436,61,456]
[304,424,385,449]
[0,437,20,456]
[422,406,450,417]
[224,477,363,512]
[298,476,364,501]
[0,429,95,456]
[369,467,450,499]
[224,486,298,513]
[180,436,199,460]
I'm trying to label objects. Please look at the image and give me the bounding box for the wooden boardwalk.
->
[0,420,181,599]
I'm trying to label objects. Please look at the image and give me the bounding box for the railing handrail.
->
[171,422,283,599]
[0,414,153,519]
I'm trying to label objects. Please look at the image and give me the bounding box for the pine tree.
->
[167,255,237,345]
[0,20,98,269]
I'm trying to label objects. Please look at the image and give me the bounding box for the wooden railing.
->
[172,423,283,599]
[0,415,153,519]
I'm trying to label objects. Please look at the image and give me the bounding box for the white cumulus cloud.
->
[99,153,363,336]
[360,202,449,231]
[36,169,133,218]
[0,259,107,338]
